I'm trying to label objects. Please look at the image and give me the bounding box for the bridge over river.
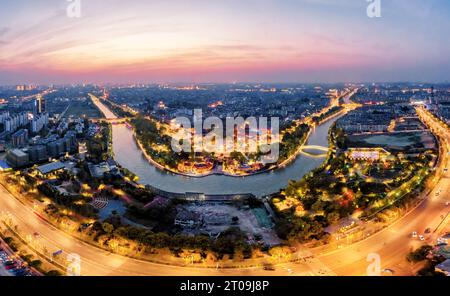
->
[92,95,344,196]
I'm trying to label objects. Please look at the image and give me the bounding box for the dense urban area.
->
[0,83,449,277]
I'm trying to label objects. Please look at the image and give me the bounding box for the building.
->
[3,112,29,133]
[435,259,450,276]
[78,141,88,160]
[0,111,10,123]
[64,131,78,152]
[31,113,49,133]
[6,149,29,168]
[28,145,48,163]
[336,106,395,134]
[46,139,66,158]
[346,148,391,161]
[11,129,28,148]
[36,162,66,176]
[88,162,111,178]
[35,95,46,114]
[0,160,11,172]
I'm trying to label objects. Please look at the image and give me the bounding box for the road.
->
[89,94,117,119]
[0,107,448,276]
[0,183,318,276]
[20,88,54,102]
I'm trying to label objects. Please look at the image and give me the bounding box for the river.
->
[92,95,339,196]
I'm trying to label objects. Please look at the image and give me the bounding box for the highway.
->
[0,107,448,276]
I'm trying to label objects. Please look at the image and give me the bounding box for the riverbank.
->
[133,129,299,179]
[92,91,345,179]
[131,109,345,179]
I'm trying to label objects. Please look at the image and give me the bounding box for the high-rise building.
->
[6,149,29,168]
[11,129,29,148]
[3,112,29,133]
[31,113,49,133]
[35,95,46,114]
[28,145,48,163]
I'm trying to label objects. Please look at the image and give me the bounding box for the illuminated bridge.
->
[298,145,330,158]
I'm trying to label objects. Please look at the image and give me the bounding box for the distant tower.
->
[103,88,109,99]
[35,95,46,114]
[430,86,434,103]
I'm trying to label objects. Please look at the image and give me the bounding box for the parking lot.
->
[0,245,36,277]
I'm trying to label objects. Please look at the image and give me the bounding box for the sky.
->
[0,0,449,84]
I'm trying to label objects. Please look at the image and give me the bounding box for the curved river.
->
[93,96,338,196]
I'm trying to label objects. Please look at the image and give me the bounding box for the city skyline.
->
[0,0,449,85]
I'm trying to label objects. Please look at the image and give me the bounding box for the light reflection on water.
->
[112,117,338,196]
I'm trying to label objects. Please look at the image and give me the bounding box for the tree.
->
[311,200,325,212]
[326,212,340,225]
[407,245,433,263]
[46,270,63,276]
[30,260,43,268]
[102,222,114,234]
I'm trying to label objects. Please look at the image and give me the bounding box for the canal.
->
[93,96,339,196]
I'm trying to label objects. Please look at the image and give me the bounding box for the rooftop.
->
[0,160,11,171]
[9,149,27,157]
[37,161,66,175]
[435,259,450,275]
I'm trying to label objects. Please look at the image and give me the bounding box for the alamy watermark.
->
[66,253,81,276]
[367,0,382,18]
[171,109,280,164]
[366,253,381,276]
[66,0,82,18]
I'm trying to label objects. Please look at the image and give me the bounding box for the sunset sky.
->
[0,0,449,84]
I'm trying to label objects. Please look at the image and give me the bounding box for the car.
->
[419,235,425,241]
[13,268,30,276]
[446,201,449,207]
[411,231,418,238]
[4,261,18,270]
[263,266,275,271]
[437,237,448,244]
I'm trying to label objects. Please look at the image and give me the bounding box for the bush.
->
[30,260,43,268]
[407,245,433,263]
[46,270,63,276]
